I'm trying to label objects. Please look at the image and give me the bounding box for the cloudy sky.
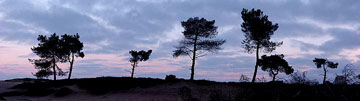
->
[0,0,359,82]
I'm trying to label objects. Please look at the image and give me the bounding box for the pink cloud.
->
[0,40,35,76]
[136,57,187,73]
[339,48,360,63]
[77,53,129,68]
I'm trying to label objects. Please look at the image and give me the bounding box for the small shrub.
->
[269,81,284,84]
[288,71,319,85]
[165,74,176,81]
[324,81,332,85]
[256,76,267,83]
[239,74,250,82]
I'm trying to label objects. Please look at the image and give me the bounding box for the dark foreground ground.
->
[1,77,360,101]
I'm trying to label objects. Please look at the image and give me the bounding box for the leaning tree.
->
[259,54,294,81]
[29,33,68,80]
[61,33,84,80]
[129,50,152,78]
[173,17,225,81]
[313,58,338,84]
[241,8,283,83]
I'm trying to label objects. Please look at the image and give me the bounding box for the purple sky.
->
[0,0,359,82]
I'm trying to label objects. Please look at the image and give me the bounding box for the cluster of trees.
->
[173,8,346,84]
[29,33,154,80]
[28,8,356,84]
[29,33,154,79]
[172,8,295,82]
[29,33,84,80]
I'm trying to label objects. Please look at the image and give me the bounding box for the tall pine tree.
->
[241,8,283,83]
[173,17,225,80]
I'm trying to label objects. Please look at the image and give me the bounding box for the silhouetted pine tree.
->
[241,8,283,83]
[61,33,84,80]
[173,17,225,80]
[29,33,68,80]
[129,50,152,78]
[259,54,294,81]
[313,58,338,84]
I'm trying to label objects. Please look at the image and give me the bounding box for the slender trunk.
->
[68,53,75,80]
[272,70,278,81]
[131,62,136,78]
[344,69,347,83]
[190,35,198,81]
[251,43,260,83]
[272,75,276,81]
[52,55,57,81]
[323,65,327,84]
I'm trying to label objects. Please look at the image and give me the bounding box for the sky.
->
[0,0,359,82]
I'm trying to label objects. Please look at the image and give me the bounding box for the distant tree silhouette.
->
[259,54,294,81]
[335,64,356,84]
[241,8,283,83]
[129,50,152,78]
[61,33,84,80]
[256,76,267,83]
[29,33,68,80]
[239,74,250,82]
[173,17,225,81]
[289,71,307,84]
[313,58,338,84]
[289,71,319,85]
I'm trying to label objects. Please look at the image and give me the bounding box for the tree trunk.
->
[190,35,198,81]
[131,62,136,78]
[272,70,278,81]
[272,75,276,81]
[251,44,260,83]
[68,53,75,80]
[52,56,57,81]
[323,65,327,84]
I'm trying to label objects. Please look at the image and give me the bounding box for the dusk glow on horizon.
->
[0,0,359,82]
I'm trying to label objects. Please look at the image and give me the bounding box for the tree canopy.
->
[30,33,68,80]
[129,50,152,78]
[259,54,294,81]
[313,58,338,84]
[29,33,85,80]
[241,8,283,53]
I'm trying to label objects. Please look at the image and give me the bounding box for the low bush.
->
[165,74,176,81]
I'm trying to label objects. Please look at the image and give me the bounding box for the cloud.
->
[296,17,360,32]
[0,39,35,79]
[135,23,183,50]
[284,34,334,46]
[339,48,360,63]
